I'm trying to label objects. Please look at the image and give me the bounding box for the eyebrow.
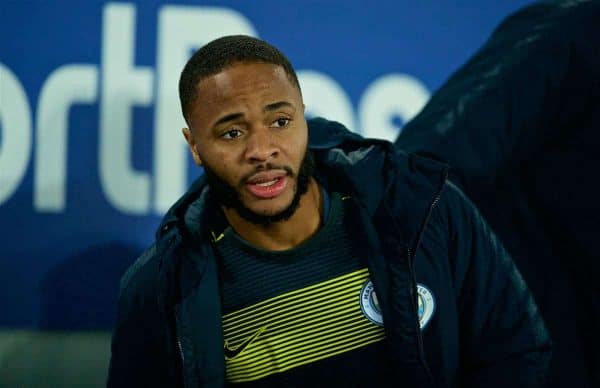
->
[264,101,294,112]
[212,112,244,129]
[212,101,295,129]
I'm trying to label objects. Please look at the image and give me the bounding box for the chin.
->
[247,197,294,217]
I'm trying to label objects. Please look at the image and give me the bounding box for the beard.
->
[202,150,316,226]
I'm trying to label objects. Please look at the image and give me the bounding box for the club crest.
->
[417,283,435,329]
[360,280,435,329]
[360,280,384,326]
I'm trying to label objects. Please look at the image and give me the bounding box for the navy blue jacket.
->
[107,118,551,388]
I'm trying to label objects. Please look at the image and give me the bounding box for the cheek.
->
[290,131,308,165]
[218,160,237,182]
[205,152,240,183]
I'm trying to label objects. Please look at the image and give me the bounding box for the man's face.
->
[184,62,310,224]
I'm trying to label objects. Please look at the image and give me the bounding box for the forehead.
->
[192,63,300,115]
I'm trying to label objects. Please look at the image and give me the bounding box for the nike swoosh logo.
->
[224,327,266,360]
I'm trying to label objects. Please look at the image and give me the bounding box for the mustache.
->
[239,164,295,184]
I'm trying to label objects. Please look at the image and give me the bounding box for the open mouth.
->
[246,172,288,199]
[255,179,280,187]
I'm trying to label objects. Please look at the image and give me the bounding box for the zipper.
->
[174,306,187,388]
[177,337,185,364]
[159,232,188,387]
[407,170,447,385]
[176,335,186,387]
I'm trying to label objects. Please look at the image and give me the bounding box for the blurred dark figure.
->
[396,1,599,386]
[39,243,140,330]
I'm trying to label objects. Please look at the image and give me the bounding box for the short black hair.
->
[179,35,301,122]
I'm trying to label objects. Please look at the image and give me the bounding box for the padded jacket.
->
[107,118,551,388]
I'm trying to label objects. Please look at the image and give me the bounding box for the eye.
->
[272,118,290,128]
[221,129,243,140]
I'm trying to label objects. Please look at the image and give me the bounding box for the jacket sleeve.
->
[439,182,552,387]
[107,246,171,388]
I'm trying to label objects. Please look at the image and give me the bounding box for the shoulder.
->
[432,180,487,237]
[118,242,163,304]
[433,179,502,256]
[428,180,505,281]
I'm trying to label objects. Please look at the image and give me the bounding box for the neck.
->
[223,178,322,251]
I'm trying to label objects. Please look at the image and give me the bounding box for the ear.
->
[182,128,203,166]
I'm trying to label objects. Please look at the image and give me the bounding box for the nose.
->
[244,126,279,163]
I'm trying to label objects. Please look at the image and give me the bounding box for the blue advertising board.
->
[1,0,532,332]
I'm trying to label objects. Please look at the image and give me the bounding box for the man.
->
[395,1,599,386]
[107,35,551,388]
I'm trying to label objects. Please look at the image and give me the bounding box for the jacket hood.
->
[157,117,448,249]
